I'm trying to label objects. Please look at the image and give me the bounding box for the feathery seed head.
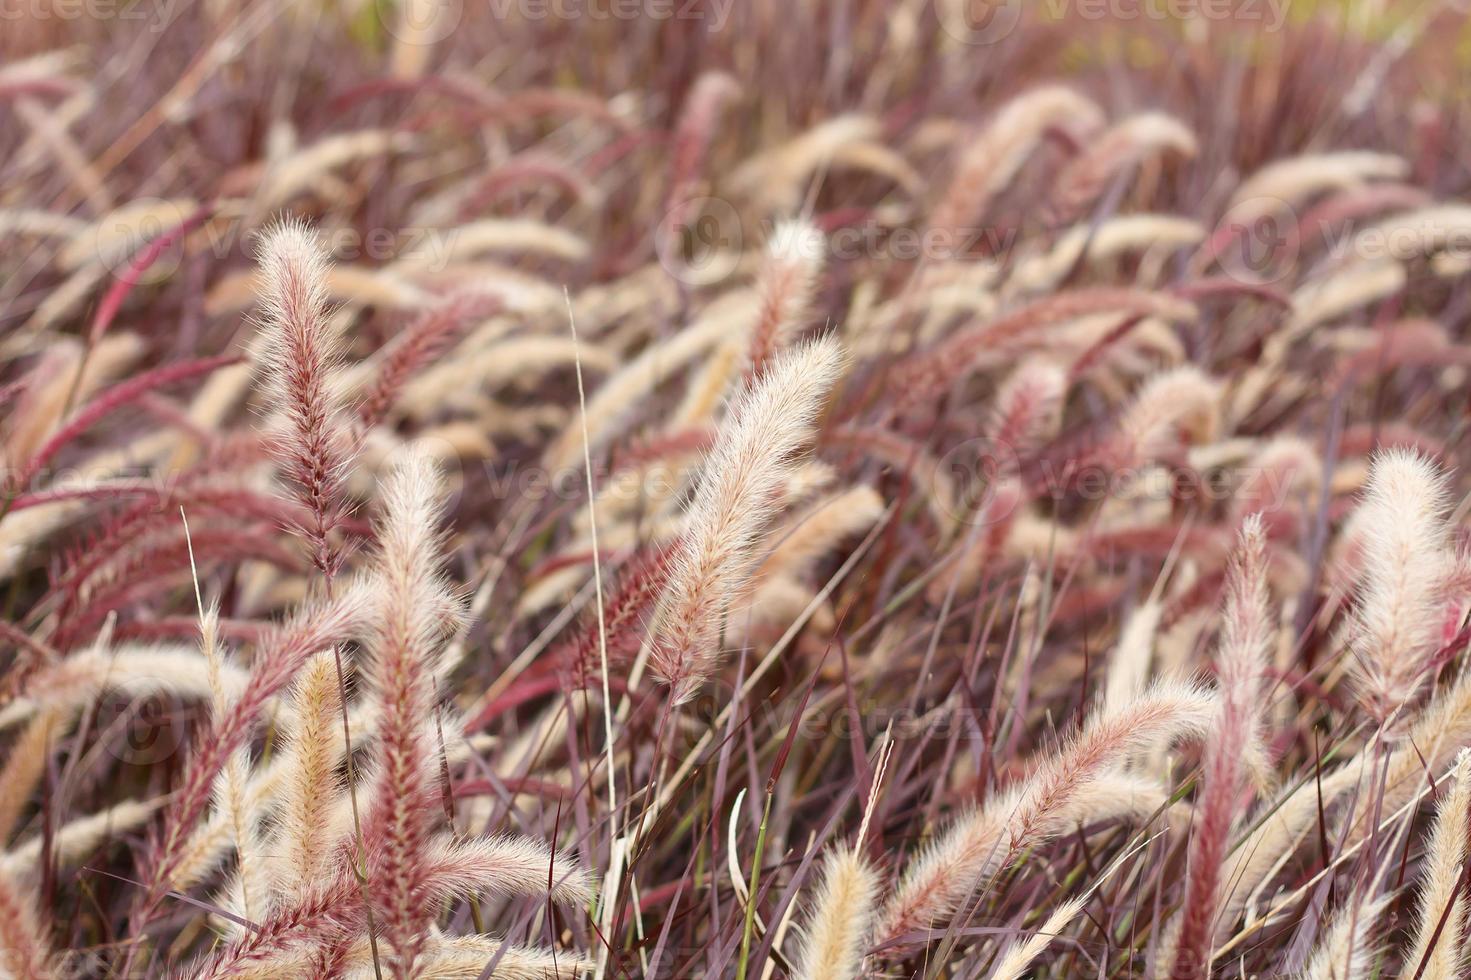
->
[1404,750,1471,979]
[747,219,827,378]
[991,359,1067,454]
[793,845,878,980]
[256,218,356,577]
[361,446,463,972]
[1117,365,1222,464]
[877,681,1214,944]
[1349,449,1453,725]
[650,335,845,703]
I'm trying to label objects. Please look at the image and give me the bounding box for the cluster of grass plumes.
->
[5,2,1471,978]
